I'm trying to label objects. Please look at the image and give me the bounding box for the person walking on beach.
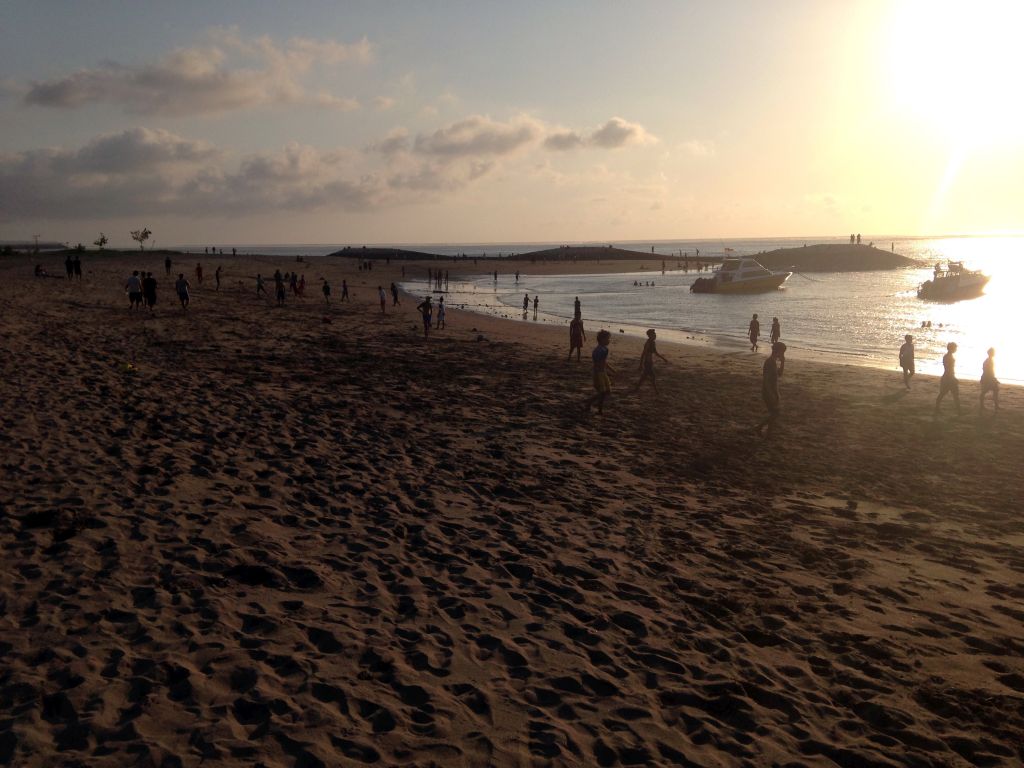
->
[175,273,191,309]
[979,347,999,412]
[64,254,73,279]
[378,285,387,313]
[533,295,539,316]
[164,255,172,276]
[215,265,222,291]
[436,297,446,330]
[256,273,267,297]
[568,316,586,361]
[634,329,669,394]
[142,271,157,311]
[275,273,286,306]
[584,330,615,415]
[416,296,433,338]
[298,274,306,296]
[290,272,299,296]
[935,342,961,415]
[757,342,786,436]
[523,293,529,313]
[574,296,581,319]
[391,282,400,306]
[322,279,331,304]
[748,314,761,351]
[341,279,349,302]
[899,334,915,389]
[195,263,203,284]
[125,270,143,310]
[770,317,781,345]
[73,255,82,279]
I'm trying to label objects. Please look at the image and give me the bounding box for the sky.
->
[1,0,1023,247]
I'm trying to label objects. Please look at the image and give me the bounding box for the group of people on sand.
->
[899,335,1000,414]
[414,295,447,338]
[747,313,781,352]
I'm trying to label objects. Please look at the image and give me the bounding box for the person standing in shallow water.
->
[748,314,761,351]
[899,334,915,390]
[935,342,961,415]
[979,347,999,412]
[770,317,781,346]
[757,342,786,436]
[584,330,615,415]
[574,296,581,318]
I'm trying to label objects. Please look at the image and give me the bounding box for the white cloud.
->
[21,30,370,116]
[367,129,410,157]
[373,96,396,111]
[544,131,585,151]
[679,139,716,157]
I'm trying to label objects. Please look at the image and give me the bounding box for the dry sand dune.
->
[1,254,1023,767]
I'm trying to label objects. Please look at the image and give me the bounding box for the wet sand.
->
[2,252,1023,767]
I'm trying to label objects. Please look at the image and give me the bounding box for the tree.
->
[93,233,108,250]
[130,228,152,251]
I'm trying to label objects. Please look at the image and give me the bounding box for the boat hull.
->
[691,273,791,294]
[917,275,989,301]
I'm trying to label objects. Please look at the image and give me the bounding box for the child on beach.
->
[175,273,191,309]
[378,286,387,313]
[341,279,349,301]
[568,316,586,361]
[757,342,786,436]
[979,347,999,412]
[322,279,331,304]
[935,342,961,415]
[195,263,203,284]
[634,329,668,393]
[584,330,615,414]
[391,282,400,306]
[899,334,915,389]
[215,265,222,291]
[256,273,266,296]
[436,297,446,330]
[748,314,760,351]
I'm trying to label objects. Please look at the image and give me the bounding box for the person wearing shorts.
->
[584,330,615,414]
[899,334,915,390]
[757,342,786,436]
[125,270,142,309]
[416,296,433,338]
[175,273,191,309]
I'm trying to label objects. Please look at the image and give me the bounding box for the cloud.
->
[373,96,396,110]
[589,117,656,148]
[544,131,585,151]
[679,139,715,157]
[543,117,657,151]
[413,115,542,158]
[21,30,370,116]
[367,129,410,157]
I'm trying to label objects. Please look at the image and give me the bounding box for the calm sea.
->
[391,236,1024,385]
[173,235,1022,384]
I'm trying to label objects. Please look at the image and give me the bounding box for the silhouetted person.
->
[979,347,999,412]
[322,279,331,304]
[378,285,386,313]
[73,256,82,279]
[215,265,222,291]
[256,273,267,296]
[757,342,786,436]
[416,296,432,338]
[175,273,191,309]
[935,342,961,415]
[770,317,781,345]
[634,329,668,394]
[748,313,760,351]
[856,233,861,245]
[391,282,400,306]
[568,316,586,361]
[574,296,581,319]
[164,255,172,276]
[523,293,529,313]
[142,271,157,311]
[341,279,349,301]
[436,296,446,329]
[899,334,915,389]
[64,254,73,279]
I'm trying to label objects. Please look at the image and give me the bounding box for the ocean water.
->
[398,236,1024,385]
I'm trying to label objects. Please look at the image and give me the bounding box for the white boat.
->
[917,261,989,301]
[690,256,792,294]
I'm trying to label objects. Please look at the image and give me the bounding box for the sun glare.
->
[886,0,1024,147]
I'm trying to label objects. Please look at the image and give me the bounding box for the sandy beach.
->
[2,252,1023,767]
